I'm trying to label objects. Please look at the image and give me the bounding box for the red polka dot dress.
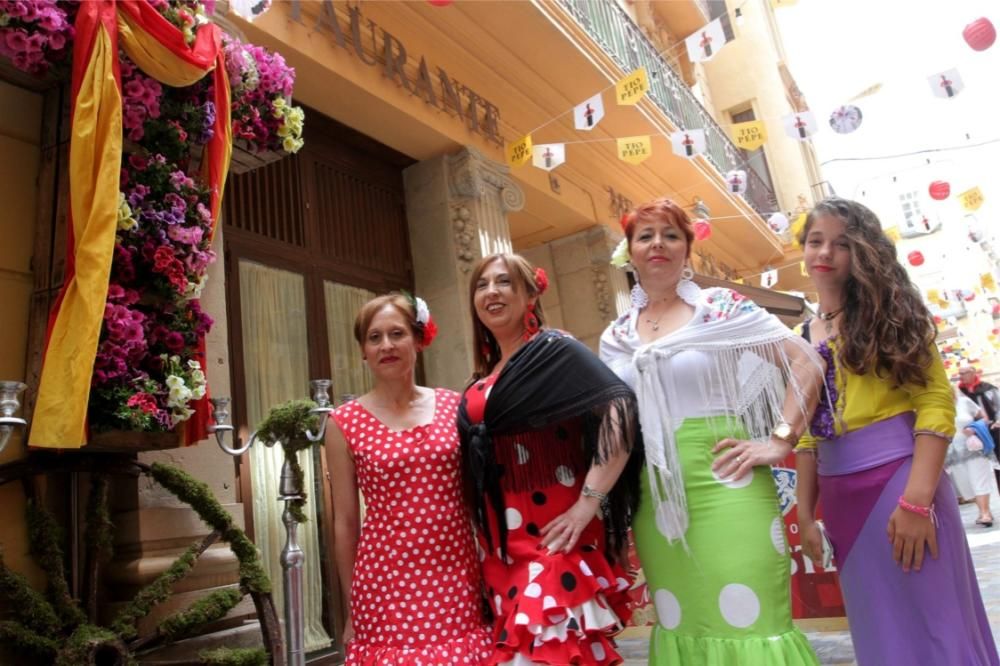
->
[464,376,633,666]
[332,389,493,665]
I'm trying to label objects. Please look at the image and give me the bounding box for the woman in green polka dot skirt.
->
[601,198,823,664]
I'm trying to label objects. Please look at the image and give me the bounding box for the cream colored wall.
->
[0,79,44,586]
[701,0,818,213]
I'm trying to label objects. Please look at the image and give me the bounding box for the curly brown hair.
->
[800,198,936,387]
[468,253,547,380]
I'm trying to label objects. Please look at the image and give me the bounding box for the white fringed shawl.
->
[599,285,823,544]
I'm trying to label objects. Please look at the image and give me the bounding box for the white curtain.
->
[323,281,376,404]
[239,260,332,652]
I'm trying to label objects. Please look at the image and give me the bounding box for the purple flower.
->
[808,339,839,440]
[164,331,185,352]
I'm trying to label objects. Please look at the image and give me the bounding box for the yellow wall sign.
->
[615,68,649,106]
[731,120,767,151]
[617,136,652,164]
[884,226,901,243]
[508,134,532,167]
[959,186,984,211]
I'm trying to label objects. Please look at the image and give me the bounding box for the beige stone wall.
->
[523,226,629,352]
[701,0,820,213]
[0,79,43,587]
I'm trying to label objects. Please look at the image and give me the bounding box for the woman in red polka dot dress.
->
[327,293,492,665]
[458,255,644,665]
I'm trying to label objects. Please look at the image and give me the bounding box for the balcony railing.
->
[556,0,778,216]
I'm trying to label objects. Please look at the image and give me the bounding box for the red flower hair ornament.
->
[406,293,438,348]
[534,267,549,295]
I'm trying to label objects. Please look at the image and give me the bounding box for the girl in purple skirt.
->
[795,198,998,666]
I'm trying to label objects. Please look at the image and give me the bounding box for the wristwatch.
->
[771,421,798,445]
[581,484,609,503]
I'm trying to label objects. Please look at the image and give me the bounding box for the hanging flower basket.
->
[87,424,185,453]
[230,138,288,175]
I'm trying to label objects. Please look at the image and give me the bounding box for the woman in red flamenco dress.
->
[458,254,643,665]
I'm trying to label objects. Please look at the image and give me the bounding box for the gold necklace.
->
[817,308,843,336]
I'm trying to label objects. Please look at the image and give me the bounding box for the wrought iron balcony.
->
[556,0,778,216]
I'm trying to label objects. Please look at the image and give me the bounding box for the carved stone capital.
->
[446,146,524,212]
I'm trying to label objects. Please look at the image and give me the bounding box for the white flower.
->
[414,297,430,324]
[165,375,185,390]
[610,237,631,269]
[187,359,201,370]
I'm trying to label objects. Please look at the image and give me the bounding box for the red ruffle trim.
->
[490,549,632,665]
[346,626,494,665]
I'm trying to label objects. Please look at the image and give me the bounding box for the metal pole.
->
[279,456,306,666]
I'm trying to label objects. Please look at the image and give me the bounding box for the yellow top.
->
[797,337,956,450]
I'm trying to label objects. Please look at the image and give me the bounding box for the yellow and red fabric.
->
[30,0,231,449]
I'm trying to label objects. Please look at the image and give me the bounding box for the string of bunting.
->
[506,3,996,201]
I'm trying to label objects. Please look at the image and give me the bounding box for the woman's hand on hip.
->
[712,437,792,481]
[540,498,599,554]
[887,506,938,573]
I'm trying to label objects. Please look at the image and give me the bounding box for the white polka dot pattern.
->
[332,390,491,664]
[718,583,761,628]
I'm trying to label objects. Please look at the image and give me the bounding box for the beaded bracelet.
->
[898,496,938,526]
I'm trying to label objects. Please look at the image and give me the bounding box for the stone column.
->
[403,146,524,389]
[522,226,630,351]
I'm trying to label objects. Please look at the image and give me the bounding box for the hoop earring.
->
[681,265,695,281]
[522,304,540,340]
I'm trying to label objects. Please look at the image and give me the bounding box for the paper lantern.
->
[768,213,790,234]
[907,250,925,266]
[963,17,996,51]
[928,181,951,200]
[693,220,712,241]
[933,315,943,324]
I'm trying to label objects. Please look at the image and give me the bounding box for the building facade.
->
[0,0,827,660]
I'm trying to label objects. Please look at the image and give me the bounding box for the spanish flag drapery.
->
[29,0,231,449]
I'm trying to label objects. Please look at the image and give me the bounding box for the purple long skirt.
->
[817,412,998,666]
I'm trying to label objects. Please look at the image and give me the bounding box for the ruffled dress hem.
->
[649,626,820,666]
[346,626,494,665]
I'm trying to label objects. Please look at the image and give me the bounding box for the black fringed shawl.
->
[457,329,643,564]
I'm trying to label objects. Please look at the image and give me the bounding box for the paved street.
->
[620,492,1000,665]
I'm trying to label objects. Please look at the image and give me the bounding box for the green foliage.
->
[26,500,87,630]
[54,624,129,666]
[199,646,269,665]
[0,620,58,661]
[110,541,200,640]
[84,475,114,565]
[0,554,61,637]
[150,463,271,594]
[160,588,244,642]
[256,399,321,523]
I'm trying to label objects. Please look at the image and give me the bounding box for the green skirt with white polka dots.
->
[634,416,819,665]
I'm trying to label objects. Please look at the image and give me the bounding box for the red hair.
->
[622,197,694,257]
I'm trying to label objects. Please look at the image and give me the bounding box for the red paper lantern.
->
[693,220,712,241]
[928,180,951,200]
[934,315,943,324]
[963,17,997,51]
[907,250,925,266]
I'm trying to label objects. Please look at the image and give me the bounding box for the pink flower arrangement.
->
[0,0,75,76]
[0,1,302,434]
[225,36,304,154]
